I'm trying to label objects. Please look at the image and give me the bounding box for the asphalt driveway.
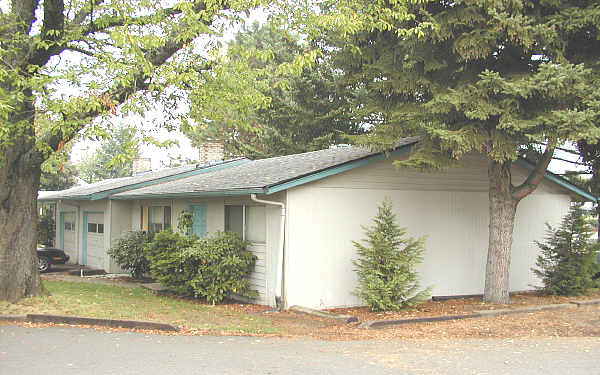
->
[1,325,599,374]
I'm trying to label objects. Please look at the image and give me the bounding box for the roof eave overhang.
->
[515,159,597,202]
[111,188,266,200]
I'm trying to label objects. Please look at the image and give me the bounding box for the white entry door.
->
[84,212,105,270]
[61,212,77,262]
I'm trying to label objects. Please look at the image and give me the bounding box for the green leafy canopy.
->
[0,0,270,165]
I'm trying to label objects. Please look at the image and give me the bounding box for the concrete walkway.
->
[1,325,599,375]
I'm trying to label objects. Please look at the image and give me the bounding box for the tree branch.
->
[25,0,65,67]
[11,0,39,35]
[45,24,205,151]
[80,5,183,37]
[512,145,555,201]
[71,0,104,26]
[41,0,64,40]
[63,45,94,56]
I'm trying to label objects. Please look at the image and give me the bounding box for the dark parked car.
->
[36,247,70,273]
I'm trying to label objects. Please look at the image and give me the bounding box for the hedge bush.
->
[144,230,199,295]
[186,231,257,304]
[144,230,257,304]
[107,231,151,279]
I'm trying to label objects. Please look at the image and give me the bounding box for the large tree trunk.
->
[0,100,45,302]
[484,159,518,304]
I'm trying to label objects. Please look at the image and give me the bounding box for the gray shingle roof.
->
[38,158,248,201]
[112,137,419,199]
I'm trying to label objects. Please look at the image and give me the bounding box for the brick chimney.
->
[198,141,224,164]
[132,158,152,175]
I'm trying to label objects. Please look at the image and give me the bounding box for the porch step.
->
[67,268,106,276]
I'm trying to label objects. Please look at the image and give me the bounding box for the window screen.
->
[148,206,171,233]
[225,205,266,243]
[64,213,75,231]
[225,205,243,238]
[245,206,266,243]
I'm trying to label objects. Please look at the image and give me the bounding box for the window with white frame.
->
[225,205,266,243]
[148,205,171,233]
[87,223,104,234]
[64,212,75,231]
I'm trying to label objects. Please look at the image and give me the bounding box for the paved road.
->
[1,325,599,374]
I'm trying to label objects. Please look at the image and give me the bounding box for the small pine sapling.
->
[533,206,600,296]
[353,198,431,311]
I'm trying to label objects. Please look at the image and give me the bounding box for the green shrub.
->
[107,231,152,279]
[533,206,600,296]
[177,210,193,234]
[353,198,431,311]
[145,230,257,304]
[37,210,55,247]
[144,230,199,295]
[186,231,257,304]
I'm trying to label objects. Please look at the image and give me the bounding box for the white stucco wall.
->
[283,154,572,309]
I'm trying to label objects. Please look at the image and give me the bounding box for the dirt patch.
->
[255,305,600,341]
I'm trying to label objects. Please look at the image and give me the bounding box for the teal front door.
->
[188,204,206,238]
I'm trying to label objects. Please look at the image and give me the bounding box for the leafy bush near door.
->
[353,198,431,311]
[144,230,199,295]
[144,230,257,304]
[187,231,257,304]
[533,206,600,296]
[107,231,152,279]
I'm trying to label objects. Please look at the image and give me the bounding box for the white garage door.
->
[85,213,105,270]
[62,212,77,262]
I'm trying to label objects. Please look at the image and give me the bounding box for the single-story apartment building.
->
[39,137,596,309]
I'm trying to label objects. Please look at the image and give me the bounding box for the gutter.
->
[250,194,285,310]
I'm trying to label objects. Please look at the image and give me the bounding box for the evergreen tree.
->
[353,198,430,311]
[534,206,600,296]
[185,21,365,159]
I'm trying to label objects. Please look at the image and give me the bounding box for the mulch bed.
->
[324,290,600,323]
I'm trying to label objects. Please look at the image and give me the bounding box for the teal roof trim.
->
[515,159,597,202]
[264,145,414,195]
[110,188,266,200]
[80,159,250,201]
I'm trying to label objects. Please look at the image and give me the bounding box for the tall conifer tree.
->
[284,0,600,303]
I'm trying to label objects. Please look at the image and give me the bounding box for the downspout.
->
[250,194,285,310]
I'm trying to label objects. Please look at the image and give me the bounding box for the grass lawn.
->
[0,281,279,334]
